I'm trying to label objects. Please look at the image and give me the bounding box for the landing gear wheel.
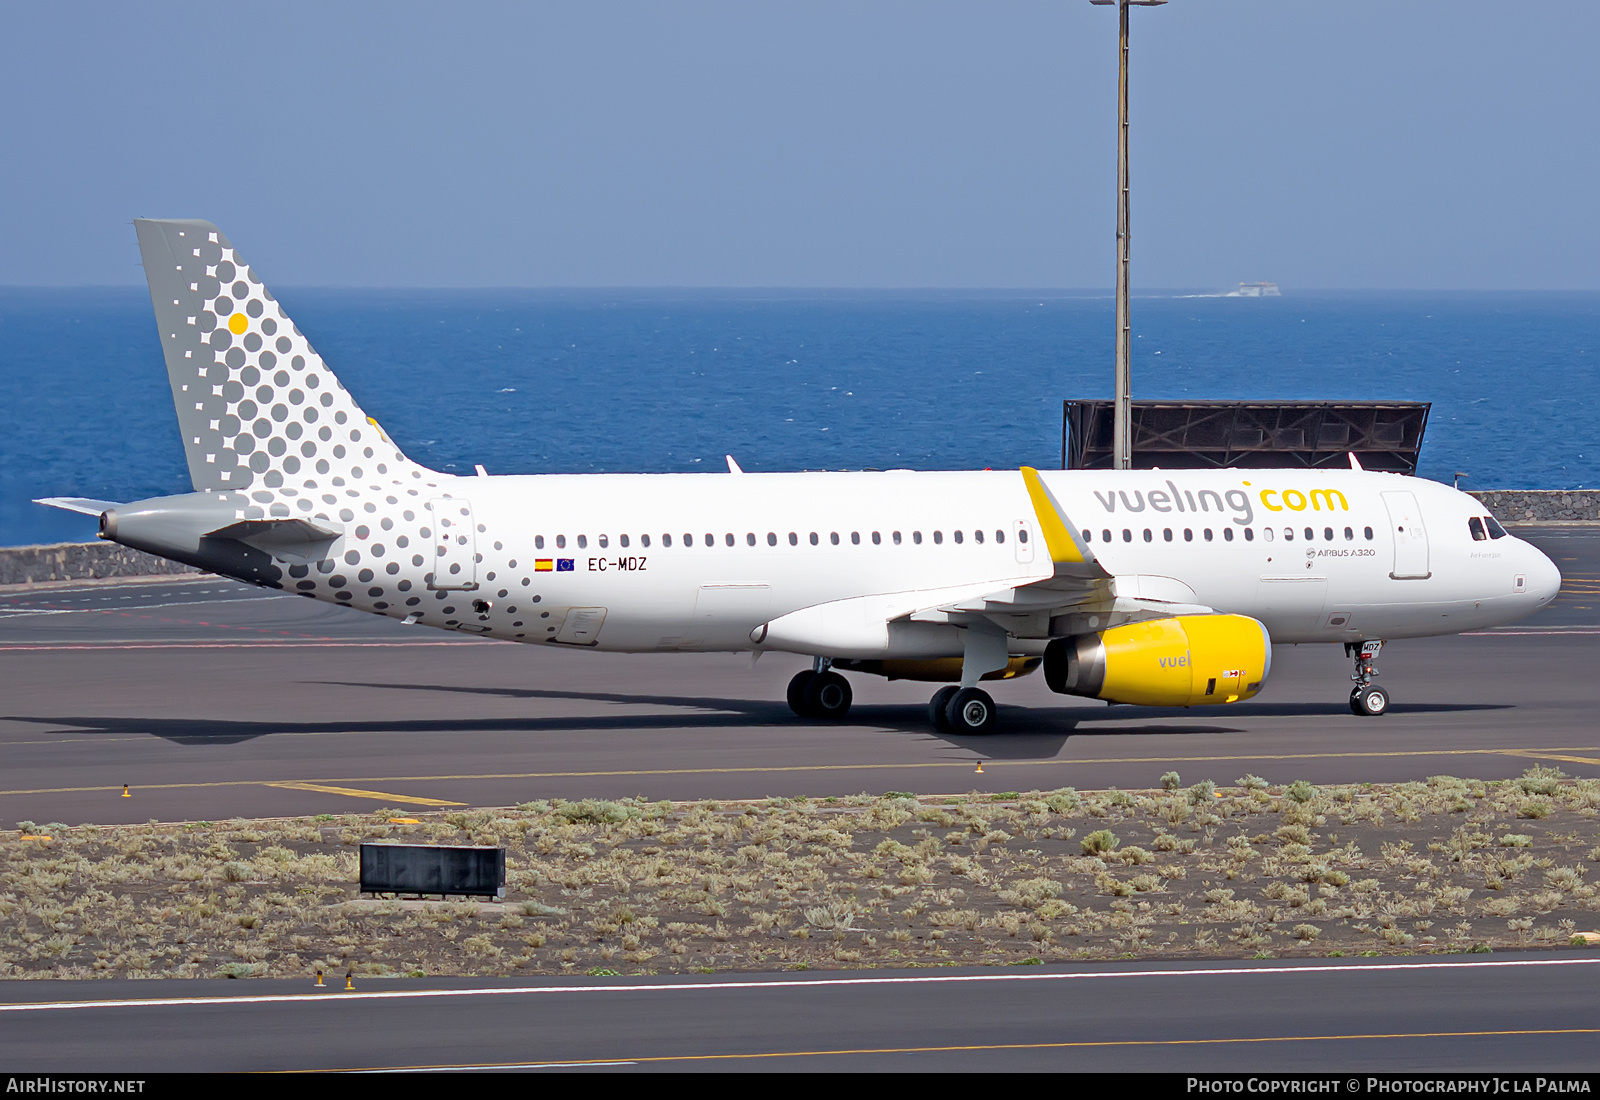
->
[787,670,817,717]
[929,686,959,733]
[804,671,853,720]
[945,687,997,735]
[1351,685,1390,717]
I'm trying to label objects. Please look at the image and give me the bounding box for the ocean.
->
[0,287,1595,547]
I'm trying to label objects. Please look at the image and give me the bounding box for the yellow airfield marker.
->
[121,785,130,798]
[974,761,984,774]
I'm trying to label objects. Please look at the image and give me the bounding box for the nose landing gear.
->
[1346,640,1389,716]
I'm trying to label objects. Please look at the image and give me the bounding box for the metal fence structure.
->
[1062,400,1431,473]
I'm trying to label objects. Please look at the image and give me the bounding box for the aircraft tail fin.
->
[133,218,420,493]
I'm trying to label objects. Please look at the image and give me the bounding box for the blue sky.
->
[2,1,1596,288]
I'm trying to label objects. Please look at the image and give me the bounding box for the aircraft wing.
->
[900,467,1214,638]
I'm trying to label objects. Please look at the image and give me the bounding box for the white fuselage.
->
[281,465,1559,655]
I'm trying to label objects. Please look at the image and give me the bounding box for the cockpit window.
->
[1485,516,1509,539]
[1468,517,1487,541]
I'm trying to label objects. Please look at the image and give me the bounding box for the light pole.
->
[1091,0,1165,470]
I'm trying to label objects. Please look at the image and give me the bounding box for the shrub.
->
[1160,772,1182,791]
[1044,789,1080,814]
[1286,780,1317,804]
[1236,775,1270,791]
[1187,781,1216,807]
[1081,829,1119,856]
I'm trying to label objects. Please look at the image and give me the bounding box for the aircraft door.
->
[1381,491,1431,579]
[428,498,478,590]
[1013,520,1035,564]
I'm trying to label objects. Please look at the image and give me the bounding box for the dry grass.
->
[4,768,1600,980]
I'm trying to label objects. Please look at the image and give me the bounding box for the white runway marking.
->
[2,956,1595,1015]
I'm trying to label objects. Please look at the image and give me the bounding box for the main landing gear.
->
[1346,640,1390,716]
[929,685,997,735]
[787,659,853,721]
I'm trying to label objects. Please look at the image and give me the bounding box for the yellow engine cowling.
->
[1043,614,1271,707]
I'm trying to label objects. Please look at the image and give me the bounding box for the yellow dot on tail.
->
[228,313,248,335]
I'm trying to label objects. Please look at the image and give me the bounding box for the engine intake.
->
[1043,614,1271,707]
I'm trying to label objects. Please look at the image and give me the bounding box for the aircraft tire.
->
[804,671,853,720]
[1352,685,1390,717]
[929,686,959,733]
[787,670,817,717]
[946,687,997,735]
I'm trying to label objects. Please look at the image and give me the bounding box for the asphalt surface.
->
[2,955,1598,1071]
[1,527,1598,826]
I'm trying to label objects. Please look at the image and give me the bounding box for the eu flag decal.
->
[556,559,575,572]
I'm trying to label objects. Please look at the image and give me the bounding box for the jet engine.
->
[1043,614,1271,707]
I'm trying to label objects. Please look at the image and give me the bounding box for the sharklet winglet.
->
[1019,466,1106,577]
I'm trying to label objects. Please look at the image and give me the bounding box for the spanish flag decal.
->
[535,559,554,572]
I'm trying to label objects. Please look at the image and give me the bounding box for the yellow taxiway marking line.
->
[3,745,1600,800]
[341,1026,1600,1070]
[264,781,464,807]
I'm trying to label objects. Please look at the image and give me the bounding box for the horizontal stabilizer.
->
[206,517,342,562]
[34,496,123,517]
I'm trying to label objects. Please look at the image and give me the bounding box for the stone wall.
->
[1470,490,1600,523]
[0,542,201,587]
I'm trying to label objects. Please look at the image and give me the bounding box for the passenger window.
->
[598,534,608,549]
[1102,529,1112,543]
[619,534,629,548]
[1323,527,1333,541]
[973,529,983,544]
[1281,528,1292,541]
[556,534,567,549]
[578,535,589,549]
[767,532,777,546]
[1364,526,1374,540]
[683,533,693,546]
[1163,528,1173,542]
[809,532,819,546]
[1018,529,1028,544]
[1485,516,1508,539]
[1305,528,1314,541]
[996,530,1006,543]
[1243,528,1254,542]
[789,532,798,546]
[893,531,902,545]
[913,531,923,545]
[1204,528,1213,542]
[641,534,651,548]
[933,531,943,545]
[1344,527,1353,541]
[830,532,840,545]
[872,531,882,544]
[662,533,672,547]
[1223,528,1234,542]
[851,531,861,545]
[746,533,757,546]
[953,530,963,544]
[1123,529,1132,542]
[1184,529,1193,542]
[1143,529,1152,542]
[535,535,545,550]
[1263,528,1275,542]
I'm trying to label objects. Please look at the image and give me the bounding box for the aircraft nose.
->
[1527,545,1561,604]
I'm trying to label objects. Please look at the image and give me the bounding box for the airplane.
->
[38,220,1562,733]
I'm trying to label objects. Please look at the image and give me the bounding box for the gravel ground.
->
[5,767,1599,980]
